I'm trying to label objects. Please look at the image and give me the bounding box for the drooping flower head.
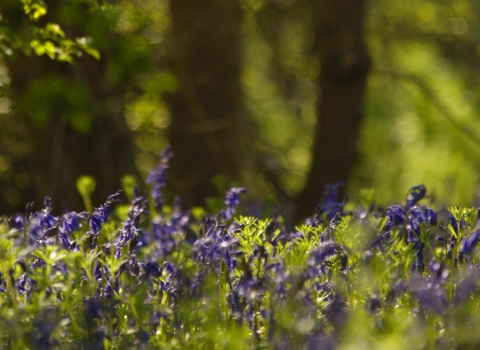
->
[406,184,427,210]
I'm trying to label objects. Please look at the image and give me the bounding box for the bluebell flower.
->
[85,192,123,237]
[460,229,480,255]
[60,212,80,234]
[94,263,111,283]
[307,243,337,268]
[146,145,174,212]
[140,261,162,279]
[94,204,110,223]
[127,255,140,277]
[16,272,35,297]
[58,232,71,249]
[88,215,102,235]
[119,218,138,244]
[308,183,346,226]
[163,261,176,276]
[105,190,123,204]
[37,197,58,229]
[414,242,425,273]
[84,297,103,321]
[128,196,150,221]
[385,205,406,229]
[409,206,426,223]
[406,184,427,210]
[223,187,247,220]
[423,207,438,226]
[8,215,25,231]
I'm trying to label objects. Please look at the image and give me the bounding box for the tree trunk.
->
[166,0,247,207]
[294,0,371,221]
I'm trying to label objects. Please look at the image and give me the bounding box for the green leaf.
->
[83,46,100,60]
[43,40,56,59]
[76,37,101,60]
[45,23,65,38]
[30,3,47,21]
[30,39,45,56]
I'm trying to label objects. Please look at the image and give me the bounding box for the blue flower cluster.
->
[2,146,480,348]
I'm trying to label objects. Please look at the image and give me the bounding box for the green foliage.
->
[2,178,480,348]
[0,0,102,62]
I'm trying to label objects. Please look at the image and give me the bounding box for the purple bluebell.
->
[16,273,29,296]
[105,190,123,204]
[406,184,427,210]
[94,262,111,283]
[140,261,162,279]
[413,242,425,273]
[385,205,406,230]
[119,218,139,244]
[60,212,80,234]
[8,215,25,231]
[146,145,174,212]
[84,297,104,321]
[307,243,337,268]
[423,207,438,226]
[223,187,247,220]
[94,205,110,224]
[38,197,58,229]
[460,229,480,255]
[88,215,102,235]
[308,183,346,226]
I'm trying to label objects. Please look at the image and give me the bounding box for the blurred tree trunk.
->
[294,0,371,221]
[166,0,247,207]
[2,2,139,213]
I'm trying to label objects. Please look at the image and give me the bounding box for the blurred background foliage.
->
[1,0,480,216]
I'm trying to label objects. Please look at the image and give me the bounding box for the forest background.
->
[0,0,479,221]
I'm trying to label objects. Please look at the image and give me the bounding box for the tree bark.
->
[294,0,371,221]
[166,0,247,207]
